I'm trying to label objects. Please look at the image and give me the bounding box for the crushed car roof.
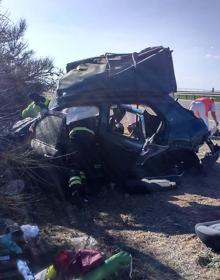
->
[50,46,177,110]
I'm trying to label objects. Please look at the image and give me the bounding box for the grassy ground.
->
[1,142,220,279]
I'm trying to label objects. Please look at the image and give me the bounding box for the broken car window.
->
[109,104,162,140]
[62,106,99,125]
[109,105,145,140]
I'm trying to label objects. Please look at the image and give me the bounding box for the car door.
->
[98,104,144,177]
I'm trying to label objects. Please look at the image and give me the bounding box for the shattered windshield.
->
[62,106,99,125]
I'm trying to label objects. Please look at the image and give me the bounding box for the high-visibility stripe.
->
[69,176,82,187]
[69,182,81,188]
[69,179,81,185]
[69,180,81,188]
[69,127,95,136]
[69,178,82,184]
[69,176,81,181]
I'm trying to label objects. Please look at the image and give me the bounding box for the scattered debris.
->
[68,236,99,250]
[17,259,35,280]
[0,223,40,279]
[36,250,131,280]
[195,220,220,252]
[0,219,19,234]
[20,224,40,242]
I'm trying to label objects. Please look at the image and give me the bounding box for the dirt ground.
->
[2,141,220,279]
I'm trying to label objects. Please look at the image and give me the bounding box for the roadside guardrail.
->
[175,91,220,101]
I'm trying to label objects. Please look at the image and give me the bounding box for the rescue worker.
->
[66,119,102,199]
[21,93,50,119]
[189,97,219,129]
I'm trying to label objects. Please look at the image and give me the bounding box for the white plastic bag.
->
[20,225,39,242]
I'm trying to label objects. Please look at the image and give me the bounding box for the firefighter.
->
[21,93,50,119]
[66,119,102,199]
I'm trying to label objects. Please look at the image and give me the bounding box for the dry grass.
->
[1,139,220,279]
[24,140,220,280]
[197,249,220,269]
[0,193,29,213]
[0,142,57,220]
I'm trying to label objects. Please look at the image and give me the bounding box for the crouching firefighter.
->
[66,121,103,199]
[22,93,50,119]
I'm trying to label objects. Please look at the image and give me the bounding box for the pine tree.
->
[0,3,61,114]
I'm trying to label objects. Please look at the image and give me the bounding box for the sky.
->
[1,0,220,90]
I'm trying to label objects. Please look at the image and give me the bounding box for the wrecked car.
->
[7,47,220,193]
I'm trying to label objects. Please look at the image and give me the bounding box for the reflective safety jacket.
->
[21,97,50,119]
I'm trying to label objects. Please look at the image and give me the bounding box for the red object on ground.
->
[54,249,104,278]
